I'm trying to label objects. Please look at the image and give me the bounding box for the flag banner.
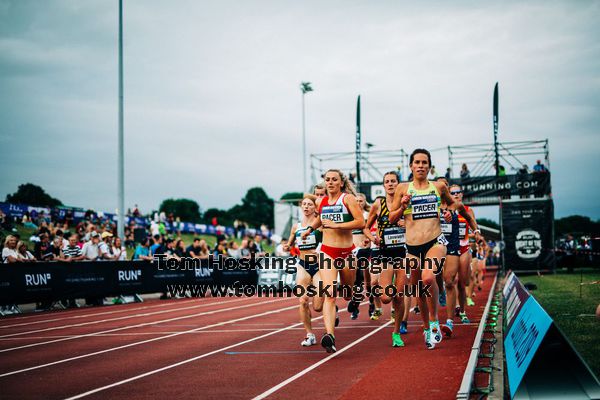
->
[502,199,555,272]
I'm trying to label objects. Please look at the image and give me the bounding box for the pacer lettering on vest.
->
[414,203,436,213]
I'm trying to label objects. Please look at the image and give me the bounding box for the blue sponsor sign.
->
[503,273,553,398]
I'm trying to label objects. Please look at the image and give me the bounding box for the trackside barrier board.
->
[0,261,258,304]
[503,272,600,399]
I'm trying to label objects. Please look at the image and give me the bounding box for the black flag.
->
[356,95,361,185]
[494,82,499,176]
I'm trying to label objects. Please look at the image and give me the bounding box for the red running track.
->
[0,272,495,400]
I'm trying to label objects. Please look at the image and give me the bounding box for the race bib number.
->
[440,222,453,234]
[383,227,405,248]
[411,194,438,220]
[459,223,467,237]
[321,205,344,223]
[298,235,317,249]
[436,234,449,246]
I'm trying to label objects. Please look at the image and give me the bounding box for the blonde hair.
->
[356,193,371,211]
[16,241,27,254]
[4,235,17,248]
[324,169,357,196]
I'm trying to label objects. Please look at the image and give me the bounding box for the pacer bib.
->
[403,181,441,220]
[320,194,353,224]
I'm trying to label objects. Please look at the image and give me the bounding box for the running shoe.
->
[301,333,316,346]
[392,332,405,347]
[400,321,408,334]
[347,299,357,314]
[423,329,435,350]
[455,306,460,317]
[321,333,336,353]
[370,308,382,321]
[335,305,340,327]
[410,306,420,315]
[439,289,447,307]
[348,300,360,320]
[430,321,443,344]
[460,312,470,324]
[368,303,375,317]
[441,319,454,337]
[467,297,475,307]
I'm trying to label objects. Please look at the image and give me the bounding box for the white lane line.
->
[0,297,290,354]
[0,325,383,340]
[252,320,392,400]
[0,298,223,329]
[0,298,200,324]
[0,297,251,338]
[61,302,371,400]
[0,300,298,378]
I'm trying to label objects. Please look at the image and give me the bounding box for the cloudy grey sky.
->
[1,0,599,222]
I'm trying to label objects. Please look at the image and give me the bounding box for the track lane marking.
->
[251,320,392,400]
[0,298,229,329]
[0,298,296,377]
[0,297,252,338]
[0,297,290,354]
[58,301,369,399]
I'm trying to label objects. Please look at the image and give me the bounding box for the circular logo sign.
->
[515,229,542,259]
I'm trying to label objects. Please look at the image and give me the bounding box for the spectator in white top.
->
[275,238,290,257]
[112,237,127,261]
[98,231,116,260]
[17,241,36,262]
[2,235,20,263]
[81,232,101,260]
[150,220,160,237]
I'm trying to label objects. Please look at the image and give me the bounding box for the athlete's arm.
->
[301,199,322,239]
[364,198,380,237]
[389,183,409,224]
[439,182,456,208]
[285,225,297,251]
[457,204,482,243]
[324,194,365,230]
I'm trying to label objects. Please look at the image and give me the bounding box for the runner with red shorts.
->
[301,169,365,353]
[450,184,480,322]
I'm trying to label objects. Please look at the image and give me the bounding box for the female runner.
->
[284,195,324,347]
[366,171,408,346]
[301,169,364,353]
[390,149,480,349]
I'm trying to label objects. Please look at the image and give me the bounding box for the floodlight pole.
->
[117,0,125,239]
[300,82,313,192]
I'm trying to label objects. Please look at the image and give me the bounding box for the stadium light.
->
[300,82,313,191]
